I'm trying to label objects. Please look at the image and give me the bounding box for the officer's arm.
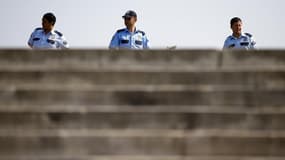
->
[223,38,235,49]
[27,32,34,48]
[223,39,229,49]
[109,33,120,49]
[250,37,256,49]
[56,36,69,49]
[143,35,150,49]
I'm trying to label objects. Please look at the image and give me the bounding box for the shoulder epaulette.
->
[245,33,252,37]
[35,27,43,31]
[227,36,234,40]
[55,30,63,37]
[137,30,145,36]
[116,29,125,33]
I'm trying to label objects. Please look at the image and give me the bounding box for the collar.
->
[124,27,138,33]
[230,33,247,40]
[41,29,56,36]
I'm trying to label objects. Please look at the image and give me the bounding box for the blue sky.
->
[1,0,284,49]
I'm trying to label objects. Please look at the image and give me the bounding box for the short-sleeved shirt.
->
[28,28,69,49]
[223,33,256,50]
[109,28,149,49]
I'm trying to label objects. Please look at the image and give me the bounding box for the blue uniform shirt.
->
[28,28,69,49]
[223,33,256,50]
[109,28,149,49]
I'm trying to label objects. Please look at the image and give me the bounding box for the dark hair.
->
[43,13,56,25]
[230,17,242,27]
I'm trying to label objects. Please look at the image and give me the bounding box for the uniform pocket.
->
[135,40,142,45]
[240,42,249,46]
[121,40,129,44]
[33,38,40,41]
[47,39,55,44]
[229,44,235,48]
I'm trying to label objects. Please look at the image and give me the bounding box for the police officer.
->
[223,17,256,50]
[28,12,69,49]
[109,10,149,49]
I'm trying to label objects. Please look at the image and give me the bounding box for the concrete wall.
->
[0,49,285,160]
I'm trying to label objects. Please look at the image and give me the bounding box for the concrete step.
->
[0,50,220,70]
[0,129,284,156]
[0,110,285,130]
[1,129,285,138]
[1,155,285,160]
[0,50,285,70]
[0,87,284,106]
[0,71,285,87]
[1,49,285,158]
[2,84,285,92]
[221,50,285,70]
[2,65,285,72]
[1,104,285,114]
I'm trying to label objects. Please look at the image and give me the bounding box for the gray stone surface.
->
[0,49,285,159]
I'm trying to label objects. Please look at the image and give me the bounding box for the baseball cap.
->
[122,10,137,18]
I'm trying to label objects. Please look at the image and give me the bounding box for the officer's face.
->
[231,21,242,35]
[42,18,54,32]
[124,16,137,27]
